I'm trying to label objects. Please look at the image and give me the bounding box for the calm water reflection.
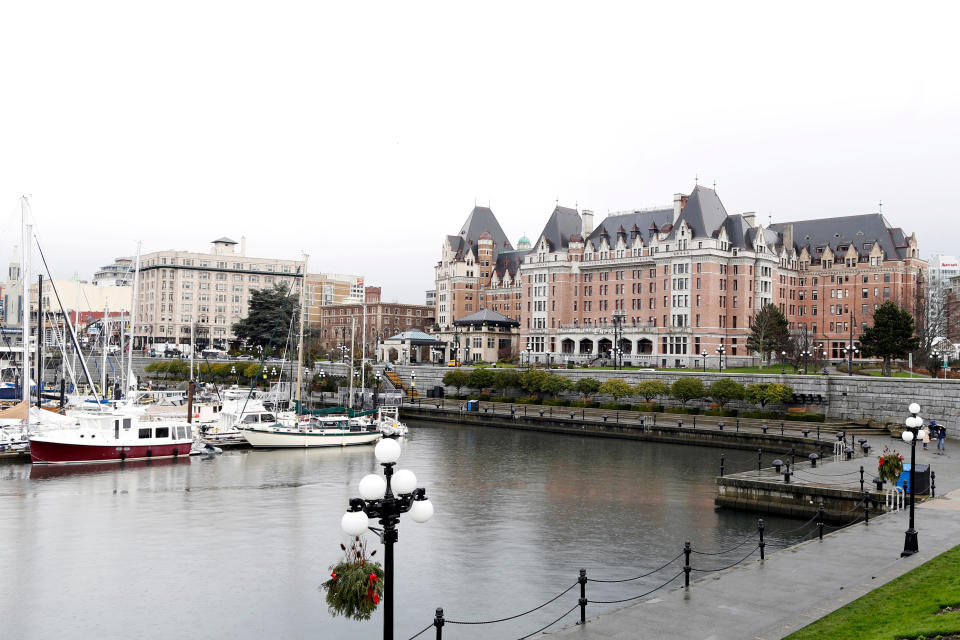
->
[0,421,810,639]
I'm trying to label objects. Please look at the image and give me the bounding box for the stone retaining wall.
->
[386,364,960,427]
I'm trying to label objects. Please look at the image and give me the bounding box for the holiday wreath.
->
[321,536,385,621]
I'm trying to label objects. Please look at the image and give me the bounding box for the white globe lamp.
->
[375,438,402,464]
[359,474,387,500]
[902,429,914,443]
[341,509,369,536]
[392,469,417,495]
[410,498,434,523]
[908,402,921,415]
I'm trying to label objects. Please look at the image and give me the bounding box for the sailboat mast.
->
[125,242,141,395]
[295,255,307,410]
[20,198,31,412]
[361,300,367,394]
[101,303,108,396]
[347,316,355,409]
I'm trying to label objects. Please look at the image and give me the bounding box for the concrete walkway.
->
[541,440,960,639]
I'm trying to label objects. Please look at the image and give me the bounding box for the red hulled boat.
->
[30,414,195,464]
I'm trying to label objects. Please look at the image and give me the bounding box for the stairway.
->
[385,370,418,398]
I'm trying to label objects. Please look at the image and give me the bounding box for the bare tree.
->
[911,270,949,376]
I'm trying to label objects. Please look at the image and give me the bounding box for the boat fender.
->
[173,448,178,457]
[146,448,153,458]
[120,450,126,461]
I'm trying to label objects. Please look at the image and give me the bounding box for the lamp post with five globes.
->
[341,439,434,640]
[901,402,922,557]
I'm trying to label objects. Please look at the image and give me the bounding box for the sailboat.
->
[241,256,381,448]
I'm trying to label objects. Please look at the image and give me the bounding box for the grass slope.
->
[786,545,960,640]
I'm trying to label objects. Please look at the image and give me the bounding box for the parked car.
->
[237,355,254,361]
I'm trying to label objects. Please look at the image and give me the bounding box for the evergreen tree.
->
[232,284,299,349]
[859,301,919,376]
[747,303,790,365]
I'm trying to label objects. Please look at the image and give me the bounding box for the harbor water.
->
[0,421,812,639]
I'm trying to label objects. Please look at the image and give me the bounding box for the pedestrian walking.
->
[933,420,946,453]
[921,422,931,450]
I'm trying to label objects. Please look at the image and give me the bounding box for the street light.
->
[843,345,859,376]
[700,350,707,372]
[799,350,811,375]
[781,350,787,375]
[231,365,238,386]
[901,402,921,557]
[716,345,726,372]
[526,345,532,370]
[341,439,434,640]
[374,372,381,410]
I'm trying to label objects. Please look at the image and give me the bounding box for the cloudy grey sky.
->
[1,1,957,303]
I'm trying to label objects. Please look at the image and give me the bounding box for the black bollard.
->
[772,459,783,473]
[860,466,864,493]
[678,419,683,429]
[864,493,870,524]
[758,449,763,474]
[781,421,785,435]
[569,411,575,420]
[817,424,821,440]
[524,406,527,417]
[758,519,766,560]
[874,476,884,491]
[683,542,691,588]
[550,407,553,417]
[603,415,608,422]
[736,418,740,432]
[932,471,936,498]
[718,421,724,431]
[616,411,619,423]
[761,424,769,434]
[434,607,445,639]
[539,409,545,417]
[639,417,645,432]
[582,408,585,420]
[577,569,587,625]
[802,429,810,438]
[693,415,696,429]
[817,501,824,540]
[720,454,725,477]
[809,453,819,467]
[783,462,791,483]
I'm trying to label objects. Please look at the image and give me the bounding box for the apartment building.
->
[435,186,924,367]
[304,272,364,327]
[134,237,304,350]
[319,293,435,359]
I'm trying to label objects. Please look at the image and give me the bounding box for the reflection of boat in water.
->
[28,455,190,479]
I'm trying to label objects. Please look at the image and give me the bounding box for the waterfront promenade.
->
[539,444,960,639]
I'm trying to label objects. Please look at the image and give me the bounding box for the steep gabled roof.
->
[673,186,728,238]
[493,249,524,278]
[454,206,513,260]
[587,208,673,247]
[535,206,582,251]
[769,213,907,260]
[721,214,752,248]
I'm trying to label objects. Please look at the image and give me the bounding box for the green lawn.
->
[785,545,960,640]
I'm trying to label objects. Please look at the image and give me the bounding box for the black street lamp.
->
[843,345,859,376]
[781,350,787,375]
[716,345,726,372]
[374,372,381,410]
[526,345,532,370]
[901,402,922,557]
[341,440,434,640]
[799,350,811,375]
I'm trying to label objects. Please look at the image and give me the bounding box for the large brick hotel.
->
[434,186,924,367]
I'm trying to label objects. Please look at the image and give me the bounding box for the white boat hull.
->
[241,426,381,448]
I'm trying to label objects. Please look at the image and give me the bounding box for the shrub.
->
[631,403,664,412]
[599,402,632,410]
[703,408,739,417]
[707,379,745,408]
[671,378,705,406]
[742,410,784,420]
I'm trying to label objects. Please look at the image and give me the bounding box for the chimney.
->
[581,210,594,237]
[240,236,247,257]
[673,193,684,224]
[783,224,794,251]
[743,212,756,227]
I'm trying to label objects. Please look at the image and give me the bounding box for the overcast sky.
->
[1,1,958,304]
